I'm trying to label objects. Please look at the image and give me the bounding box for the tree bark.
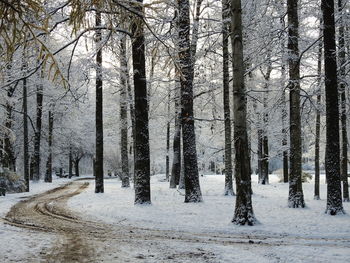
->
[33,70,43,181]
[178,154,185,189]
[257,127,263,180]
[127,59,136,183]
[222,0,234,196]
[170,8,182,189]
[314,24,322,200]
[170,89,181,188]
[338,0,349,202]
[132,0,151,204]
[178,0,202,203]
[74,159,80,178]
[30,156,34,180]
[68,145,73,179]
[166,92,171,182]
[322,0,344,214]
[22,65,29,191]
[3,62,16,171]
[261,56,272,185]
[44,110,53,183]
[287,0,305,208]
[230,0,255,225]
[95,9,104,193]
[120,36,130,188]
[280,10,289,184]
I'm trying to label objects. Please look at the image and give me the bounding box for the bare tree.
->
[230,0,255,225]
[22,60,29,191]
[314,22,322,200]
[132,0,151,204]
[287,0,305,208]
[44,110,53,183]
[178,0,202,202]
[95,8,104,193]
[338,0,349,202]
[322,0,344,214]
[222,0,234,196]
[120,35,130,188]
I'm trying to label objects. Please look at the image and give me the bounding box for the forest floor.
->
[0,174,349,262]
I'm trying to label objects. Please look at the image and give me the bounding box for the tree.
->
[72,147,85,178]
[170,83,181,189]
[222,0,234,196]
[314,22,322,200]
[44,110,53,183]
[165,91,171,182]
[287,0,305,208]
[279,1,289,184]
[33,66,43,181]
[259,53,272,185]
[338,0,349,202]
[68,145,73,178]
[22,59,29,191]
[120,35,130,188]
[170,8,182,189]
[132,0,151,204]
[230,0,255,225]
[322,0,344,214]
[95,8,104,193]
[2,62,16,171]
[178,0,202,202]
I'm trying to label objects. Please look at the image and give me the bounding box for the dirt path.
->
[3,181,350,262]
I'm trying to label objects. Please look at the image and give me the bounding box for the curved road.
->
[3,181,350,262]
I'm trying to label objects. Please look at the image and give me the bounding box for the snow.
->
[67,174,350,262]
[69,174,350,239]
[0,174,349,262]
[0,177,74,262]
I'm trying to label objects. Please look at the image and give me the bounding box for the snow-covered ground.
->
[69,174,350,239]
[68,174,350,262]
[0,177,77,262]
[1,174,349,262]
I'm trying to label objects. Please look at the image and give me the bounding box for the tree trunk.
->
[338,0,349,202]
[33,71,43,181]
[22,66,29,191]
[120,35,130,188]
[44,110,53,183]
[282,108,289,183]
[92,157,96,177]
[261,56,272,185]
[178,0,202,203]
[165,92,170,182]
[126,57,136,183]
[30,156,34,180]
[222,0,234,196]
[257,127,263,180]
[230,0,255,225]
[68,146,73,179]
[3,62,16,171]
[280,10,289,184]
[170,8,182,189]
[170,90,181,188]
[95,9,104,193]
[262,135,269,184]
[132,0,151,204]
[314,24,322,200]
[178,155,185,189]
[287,0,305,208]
[190,0,204,80]
[74,159,80,178]
[322,0,344,214]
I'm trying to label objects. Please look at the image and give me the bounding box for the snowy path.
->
[1,178,350,262]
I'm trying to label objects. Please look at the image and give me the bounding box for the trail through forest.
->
[2,180,350,262]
